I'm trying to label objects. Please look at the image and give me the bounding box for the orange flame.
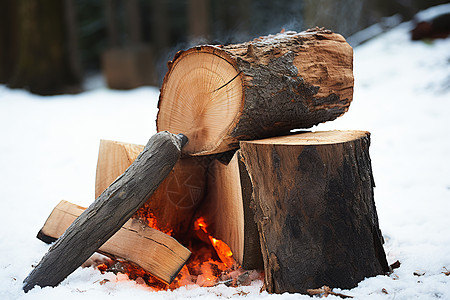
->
[133,209,173,236]
[103,215,251,289]
[194,217,236,268]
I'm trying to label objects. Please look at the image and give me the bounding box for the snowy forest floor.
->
[1,20,450,300]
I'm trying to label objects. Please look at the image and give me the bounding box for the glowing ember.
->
[133,209,173,236]
[96,215,261,289]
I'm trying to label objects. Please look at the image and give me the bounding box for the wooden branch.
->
[23,131,185,292]
[37,200,191,284]
[95,139,207,240]
[157,28,353,155]
[240,131,389,294]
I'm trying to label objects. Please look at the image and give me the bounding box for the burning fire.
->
[96,214,261,290]
[194,217,235,268]
[133,207,173,236]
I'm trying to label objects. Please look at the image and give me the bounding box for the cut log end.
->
[157,47,244,155]
[245,130,369,145]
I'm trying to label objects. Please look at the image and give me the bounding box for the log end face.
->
[157,46,244,156]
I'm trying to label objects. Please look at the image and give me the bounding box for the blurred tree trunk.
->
[104,0,120,47]
[8,0,81,95]
[64,0,82,86]
[188,0,210,42]
[0,0,18,83]
[151,0,170,55]
[125,0,142,45]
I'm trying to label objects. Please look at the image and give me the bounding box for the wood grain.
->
[37,200,191,285]
[23,131,184,292]
[198,151,263,269]
[95,139,207,240]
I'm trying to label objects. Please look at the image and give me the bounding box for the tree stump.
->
[240,131,389,294]
[157,28,353,155]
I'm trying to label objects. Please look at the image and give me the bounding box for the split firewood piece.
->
[240,131,390,294]
[23,131,186,292]
[94,140,144,199]
[37,200,191,284]
[197,151,263,270]
[95,139,207,240]
[157,28,353,155]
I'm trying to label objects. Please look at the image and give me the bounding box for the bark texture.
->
[240,131,389,294]
[37,200,191,284]
[222,29,353,140]
[23,132,184,292]
[157,28,353,155]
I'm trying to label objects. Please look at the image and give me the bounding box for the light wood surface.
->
[38,200,191,284]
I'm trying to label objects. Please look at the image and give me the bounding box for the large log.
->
[197,151,263,270]
[157,28,353,155]
[95,139,207,240]
[240,131,389,294]
[23,131,185,292]
[37,200,191,284]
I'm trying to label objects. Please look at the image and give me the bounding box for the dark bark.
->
[240,131,389,294]
[221,30,353,141]
[23,132,185,292]
[238,152,264,270]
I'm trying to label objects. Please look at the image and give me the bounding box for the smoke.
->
[152,0,376,86]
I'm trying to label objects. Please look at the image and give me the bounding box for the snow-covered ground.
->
[1,20,449,299]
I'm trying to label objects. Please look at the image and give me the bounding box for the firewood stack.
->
[24,28,389,294]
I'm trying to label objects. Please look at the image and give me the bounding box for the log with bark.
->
[157,28,353,155]
[240,130,389,294]
[197,151,263,270]
[95,139,207,240]
[23,131,186,292]
[37,200,191,284]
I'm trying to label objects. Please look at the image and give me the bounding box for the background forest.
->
[0,0,447,95]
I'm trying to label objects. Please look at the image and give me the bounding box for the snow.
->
[346,14,402,47]
[414,3,450,23]
[1,20,450,299]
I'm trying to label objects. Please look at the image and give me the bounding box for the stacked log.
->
[157,28,353,155]
[24,29,389,295]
